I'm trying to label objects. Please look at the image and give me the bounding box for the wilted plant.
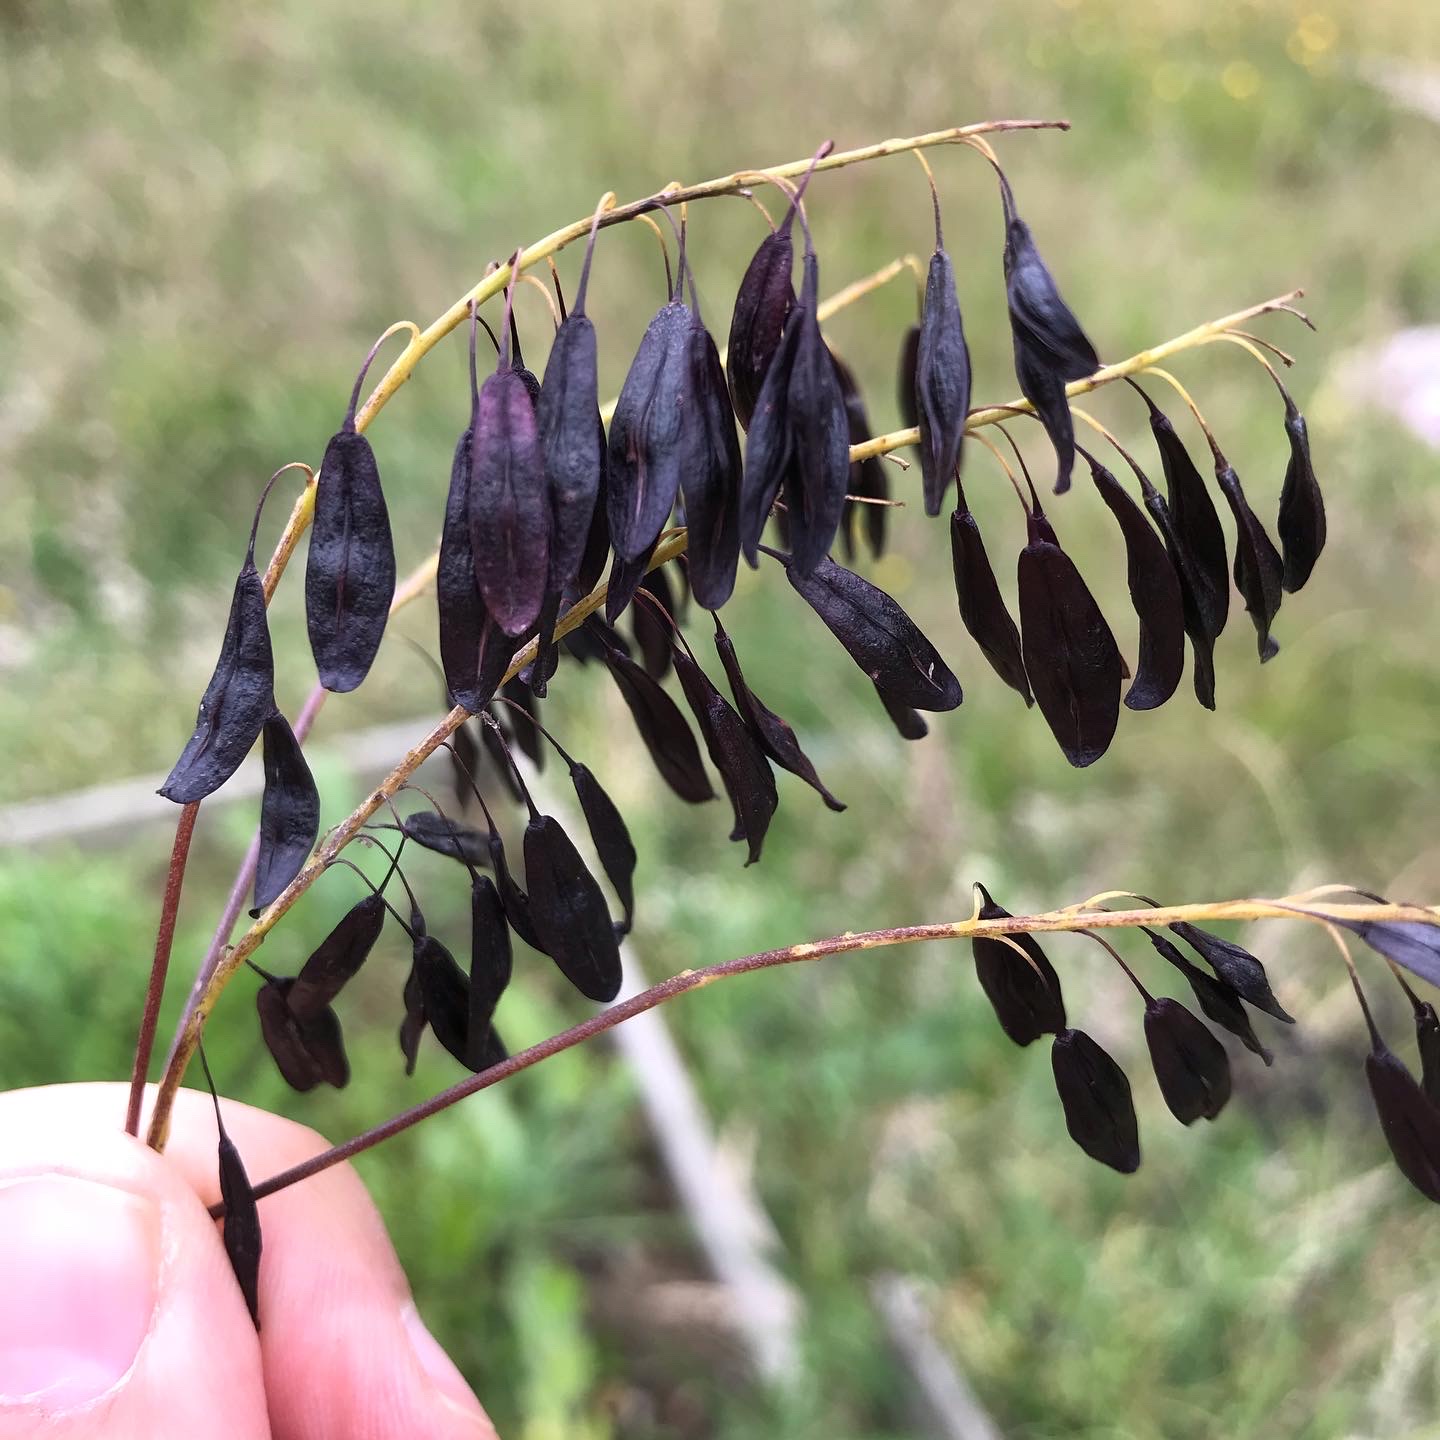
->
[108,120,1440,1331]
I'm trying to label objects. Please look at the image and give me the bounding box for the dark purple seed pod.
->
[913,193,971,516]
[738,309,803,564]
[949,499,1031,707]
[1145,928,1273,1066]
[1168,921,1294,1023]
[1323,914,1440,991]
[411,930,477,1071]
[569,762,637,934]
[603,644,714,804]
[1214,455,1284,662]
[257,977,350,1091]
[467,872,512,1070]
[214,1111,262,1328]
[1415,1001,1440,1108]
[672,646,778,865]
[1278,394,1325,592]
[875,686,929,741]
[524,813,623,1002]
[1081,449,1185,713]
[1050,1028,1140,1174]
[573,435,613,600]
[251,710,320,916]
[713,614,845,812]
[780,552,963,713]
[1000,176,1099,493]
[831,351,889,562]
[287,891,386,1020]
[484,822,545,953]
[500,677,544,771]
[1017,509,1122,768]
[305,339,397,693]
[1140,480,1219,710]
[1132,383,1229,653]
[632,568,676,680]
[451,718,481,811]
[896,322,920,437]
[159,505,274,805]
[1366,1041,1440,1205]
[970,884,1066,1046]
[604,537,659,625]
[681,317,745,610]
[1143,996,1232,1124]
[371,812,491,868]
[725,148,828,428]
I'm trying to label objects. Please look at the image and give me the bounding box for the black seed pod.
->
[950,495,1032,706]
[1144,996,1232,1124]
[1140,480,1219,710]
[672,646,778,865]
[305,339,397,693]
[569,761,637,934]
[251,710,320,915]
[374,812,491,868]
[896,322,920,436]
[780,552,963,713]
[913,192,971,517]
[1017,509,1122,768]
[726,148,827,428]
[713,614,845,811]
[467,873,511,1070]
[470,275,551,636]
[411,930,477,1071]
[876,687,929,740]
[1145,929,1273,1065]
[159,495,275,804]
[832,352,889,562]
[1050,1028,1140,1174]
[1081,449,1185,712]
[500,677,544,770]
[1167,921,1294,1023]
[525,813,623,1002]
[1215,455,1284,662]
[574,443,613,600]
[257,977,349,1092]
[632,568,676,680]
[1415,1000,1440,1108]
[287,890,386,1020]
[970,884,1066,1045]
[1278,394,1325,592]
[603,643,714,803]
[738,309,802,563]
[604,537,659,625]
[1366,1039,1440,1205]
[1000,176,1100,493]
[216,1122,263,1329]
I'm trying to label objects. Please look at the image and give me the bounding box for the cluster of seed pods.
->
[154,134,1418,1328]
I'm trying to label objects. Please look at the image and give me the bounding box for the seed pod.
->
[1145,928,1273,1065]
[410,930,476,1070]
[484,822,545,953]
[713,615,844,811]
[1082,450,1185,712]
[1050,1028,1140,1174]
[537,217,604,600]
[305,341,397,693]
[500,677,544,771]
[1415,1001,1440,1108]
[1000,177,1100,493]
[608,272,692,561]
[832,352,889,562]
[525,813,623,1002]
[1144,996,1232,1124]
[287,889,386,1019]
[566,761,637,934]
[467,872,511,1070]
[604,537,659,624]
[216,1121,263,1328]
[470,333,551,635]
[876,687,929,740]
[748,250,846,576]
[256,977,350,1091]
[1278,395,1325,592]
[451,719,481,811]
[739,310,803,564]
[604,646,714,803]
[1169,922,1294,1023]
[970,884,1066,1045]
[726,151,827,428]
[782,553,963,713]
[1140,481,1219,710]
[632,568,676,679]
[913,196,971,516]
[251,711,320,915]
[950,498,1031,706]
[681,317,745,609]
[159,508,274,804]
[896,322,920,436]
[672,647,778,864]
[1133,384,1229,651]
[574,451,613,600]
[1366,1040,1440,1205]
[1215,456,1283,662]
[1017,509,1122,768]
[1323,914,1440,990]
[373,813,491,868]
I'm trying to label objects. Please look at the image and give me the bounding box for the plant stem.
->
[125,801,199,1136]
[209,894,1437,1215]
[146,289,1310,1149]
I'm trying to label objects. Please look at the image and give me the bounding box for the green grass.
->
[5,0,1440,1435]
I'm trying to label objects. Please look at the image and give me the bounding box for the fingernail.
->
[0,1176,160,1410]
[402,1301,486,1419]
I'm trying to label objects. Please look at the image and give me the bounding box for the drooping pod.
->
[831,352,889,562]
[1214,452,1284,662]
[949,486,1031,707]
[251,709,321,915]
[1143,996,1232,1124]
[970,884,1066,1045]
[1050,1028,1140,1174]
[1277,392,1325,592]
[305,330,400,693]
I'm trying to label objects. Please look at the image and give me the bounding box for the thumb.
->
[0,1100,270,1440]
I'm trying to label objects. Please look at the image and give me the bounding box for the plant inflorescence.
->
[117,120,1440,1329]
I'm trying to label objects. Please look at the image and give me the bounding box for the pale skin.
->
[0,1085,498,1440]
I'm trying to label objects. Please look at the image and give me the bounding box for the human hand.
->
[0,1083,498,1440]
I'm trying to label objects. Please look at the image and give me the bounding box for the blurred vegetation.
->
[4,0,1440,1435]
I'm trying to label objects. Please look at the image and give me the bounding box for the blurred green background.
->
[4,0,1440,1435]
